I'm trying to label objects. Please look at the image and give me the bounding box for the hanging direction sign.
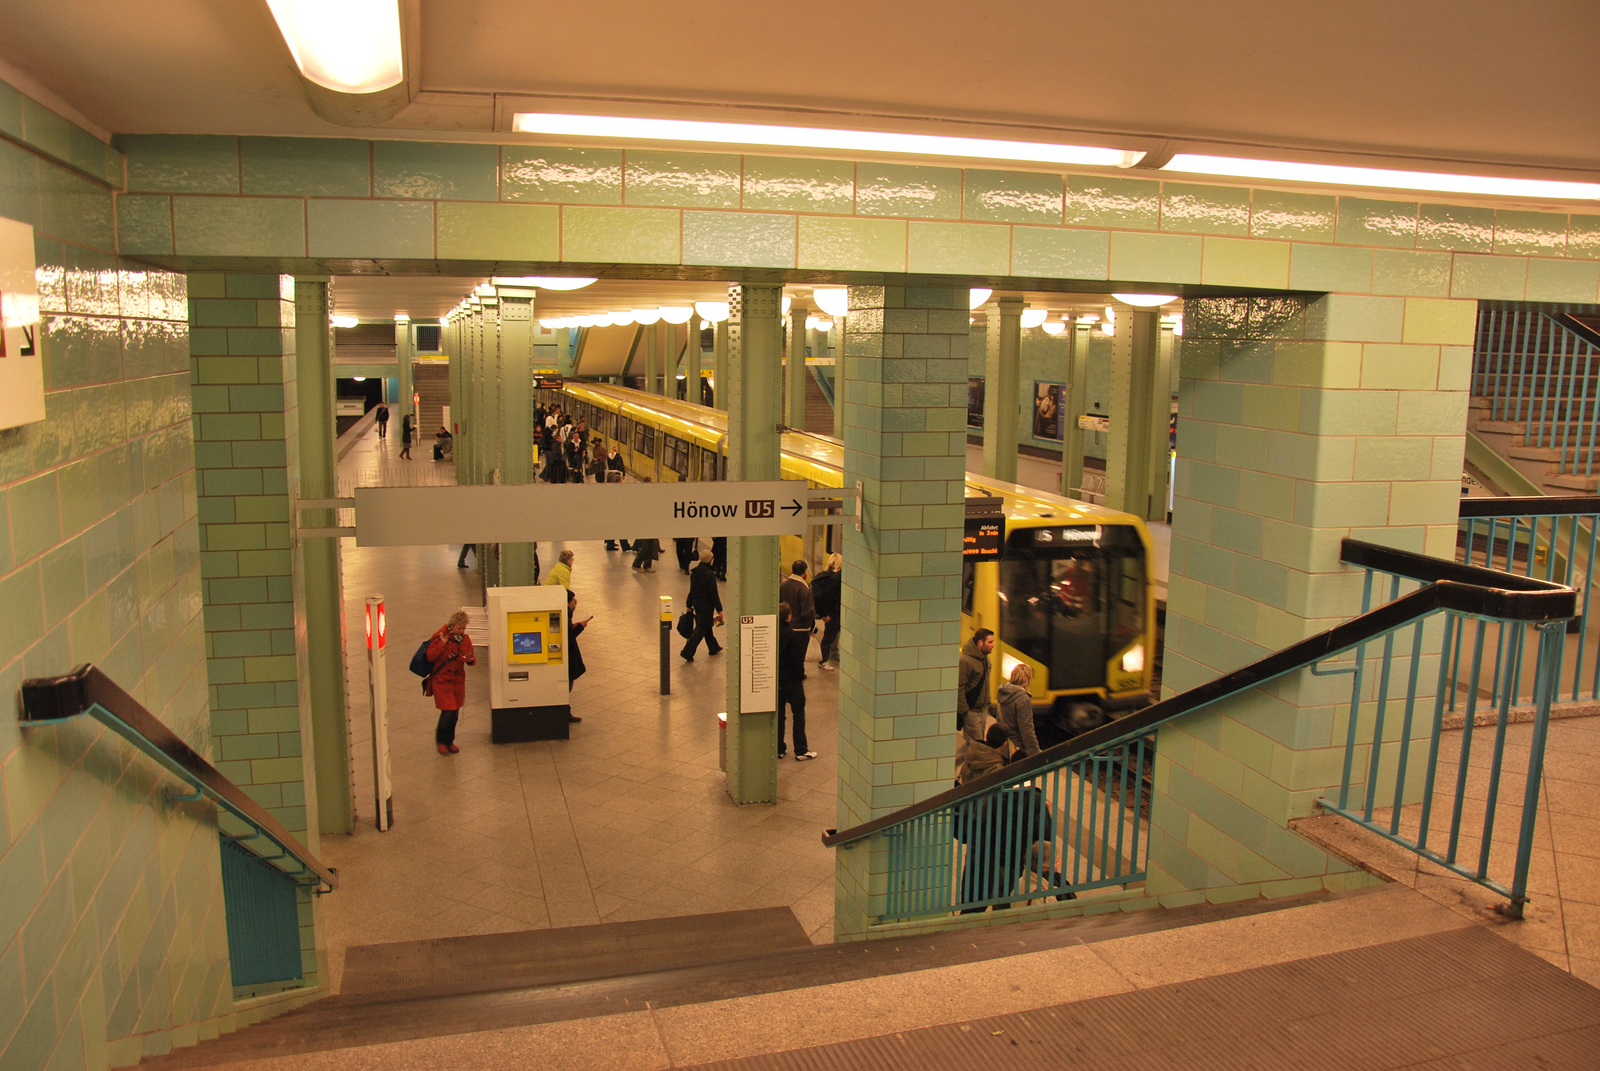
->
[352,480,812,546]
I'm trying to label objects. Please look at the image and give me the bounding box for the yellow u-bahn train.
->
[536,381,1156,744]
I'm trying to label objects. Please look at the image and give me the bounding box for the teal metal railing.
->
[1474,302,1600,477]
[826,540,1573,921]
[21,664,336,988]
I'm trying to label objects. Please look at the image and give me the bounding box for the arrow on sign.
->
[782,499,804,516]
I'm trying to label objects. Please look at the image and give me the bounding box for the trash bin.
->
[717,711,727,771]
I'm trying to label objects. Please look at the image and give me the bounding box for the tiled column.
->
[497,286,538,586]
[1150,293,1473,905]
[834,284,969,940]
[981,297,1021,483]
[187,271,325,982]
[1106,308,1161,519]
[724,284,782,804]
[292,277,353,834]
[786,304,807,428]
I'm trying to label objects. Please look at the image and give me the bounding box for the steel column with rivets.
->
[714,319,730,411]
[1063,318,1091,499]
[786,304,807,429]
[1106,307,1159,518]
[981,297,1022,483]
[498,286,538,585]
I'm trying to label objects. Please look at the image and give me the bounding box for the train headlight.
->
[1120,646,1145,673]
[1000,654,1022,681]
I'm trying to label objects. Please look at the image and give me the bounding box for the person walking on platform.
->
[955,628,996,780]
[674,537,697,574]
[632,536,661,572]
[712,537,727,581]
[457,543,475,569]
[778,602,815,760]
[780,560,816,673]
[681,550,723,661]
[565,590,588,723]
[996,663,1042,760]
[427,611,475,754]
[375,403,389,438]
[399,413,413,459]
[544,548,574,590]
[812,553,842,669]
[587,440,608,483]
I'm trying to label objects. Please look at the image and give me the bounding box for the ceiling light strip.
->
[1163,154,1600,201]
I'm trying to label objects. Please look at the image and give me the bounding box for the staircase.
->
[780,365,838,437]
[412,361,451,435]
[131,888,1600,1069]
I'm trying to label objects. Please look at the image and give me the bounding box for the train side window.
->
[961,561,975,614]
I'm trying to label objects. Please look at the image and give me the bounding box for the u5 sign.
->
[352,480,814,545]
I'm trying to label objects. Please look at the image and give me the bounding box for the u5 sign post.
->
[350,480,814,545]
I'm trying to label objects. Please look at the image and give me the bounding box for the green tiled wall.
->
[834,285,970,939]
[0,133,233,1071]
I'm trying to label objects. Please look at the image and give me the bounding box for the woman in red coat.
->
[427,610,476,754]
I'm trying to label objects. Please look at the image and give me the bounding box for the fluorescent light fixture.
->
[1077,314,1100,324]
[352,376,366,382]
[659,306,694,325]
[265,0,403,94]
[969,288,993,309]
[490,276,598,290]
[394,312,409,323]
[1020,308,1049,329]
[633,308,662,325]
[810,288,848,318]
[1163,153,1600,201]
[512,113,1143,169]
[1112,293,1177,307]
[332,315,359,328]
[606,311,635,326]
[694,301,730,323]
[474,283,494,296]
[1040,321,1066,336]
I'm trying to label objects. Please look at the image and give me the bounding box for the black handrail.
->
[1460,495,1600,518]
[20,664,338,890]
[823,539,1575,849]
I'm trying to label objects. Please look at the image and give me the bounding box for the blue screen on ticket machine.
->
[512,632,542,655]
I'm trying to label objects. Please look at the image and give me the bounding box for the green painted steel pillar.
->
[482,297,503,586]
[1147,321,1178,520]
[1062,318,1091,499]
[498,286,539,586]
[786,305,807,428]
[981,297,1021,483]
[1106,307,1159,519]
[831,317,845,439]
[724,284,782,805]
[713,319,730,410]
[396,318,414,428]
[293,278,353,835]
[685,321,703,405]
[644,318,660,395]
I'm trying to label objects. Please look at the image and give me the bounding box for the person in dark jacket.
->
[426,611,475,754]
[674,537,698,574]
[954,629,996,781]
[375,403,389,438]
[632,537,661,572]
[681,550,723,660]
[812,552,842,669]
[777,602,816,760]
[779,560,815,675]
[712,536,727,581]
[565,589,588,723]
[399,412,413,459]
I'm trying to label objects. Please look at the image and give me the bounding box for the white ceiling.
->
[0,0,1595,177]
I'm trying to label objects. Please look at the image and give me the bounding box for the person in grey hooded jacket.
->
[995,662,1042,759]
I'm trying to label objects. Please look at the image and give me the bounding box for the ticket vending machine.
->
[487,585,572,742]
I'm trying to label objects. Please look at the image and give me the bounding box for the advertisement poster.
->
[1033,382,1064,441]
[0,217,43,431]
[967,377,985,428]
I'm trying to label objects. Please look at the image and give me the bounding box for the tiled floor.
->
[320,425,841,990]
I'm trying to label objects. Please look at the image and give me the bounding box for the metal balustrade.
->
[1474,302,1600,477]
[828,540,1574,922]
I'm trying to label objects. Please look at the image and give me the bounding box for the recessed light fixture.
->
[1112,293,1178,308]
[633,308,662,325]
[1162,154,1600,201]
[393,312,409,323]
[810,288,848,318]
[1020,308,1049,329]
[658,306,694,325]
[968,288,993,309]
[332,315,359,328]
[694,301,731,323]
[511,113,1143,169]
[1040,321,1066,336]
[265,0,403,94]
[490,276,598,290]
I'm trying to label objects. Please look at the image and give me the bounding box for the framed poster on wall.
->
[1033,381,1064,440]
[967,377,985,428]
[0,217,43,431]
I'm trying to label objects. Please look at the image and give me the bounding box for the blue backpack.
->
[408,639,433,677]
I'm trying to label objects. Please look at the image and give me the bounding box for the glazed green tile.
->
[962,169,1061,224]
[1248,191,1336,242]
[1202,237,1289,288]
[1011,226,1108,280]
[741,156,852,213]
[1415,204,1494,252]
[1108,231,1201,285]
[561,206,679,264]
[120,134,238,194]
[1449,253,1526,300]
[1064,175,1160,230]
[307,200,432,258]
[905,221,1009,275]
[373,141,498,201]
[115,194,172,255]
[0,138,39,228]
[39,167,113,250]
[1569,215,1600,260]
[1288,244,1371,293]
[1335,197,1417,248]
[20,95,74,164]
[796,217,906,272]
[173,196,303,258]
[1495,209,1568,256]
[0,79,19,140]
[242,137,370,196]
[437,202,558,261]
[855,163,961,219]
[1371,249,1452,297]
[623,150,739,208]
[1527,258,1600,303]
[681,211,793,268]
[502,147,622,205]
[1161,183,1249,236]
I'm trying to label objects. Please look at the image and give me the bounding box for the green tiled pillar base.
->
[834,284,969,940]
[1149,292,1471,905]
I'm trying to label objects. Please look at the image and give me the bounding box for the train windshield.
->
[998,525,1145,690]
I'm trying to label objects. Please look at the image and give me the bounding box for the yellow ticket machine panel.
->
[507,611,555,665]
[487,586,570,713]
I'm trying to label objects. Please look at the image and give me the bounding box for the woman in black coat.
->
[680,551,723,660]
[565,590,589,724]
[811,552,843,668]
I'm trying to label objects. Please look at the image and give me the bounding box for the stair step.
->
[1547,472,1600,492]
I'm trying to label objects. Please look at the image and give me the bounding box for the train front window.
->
[998,526,1144,691]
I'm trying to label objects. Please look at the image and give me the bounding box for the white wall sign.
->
[0,217,43,431]
[740,614,778,714]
